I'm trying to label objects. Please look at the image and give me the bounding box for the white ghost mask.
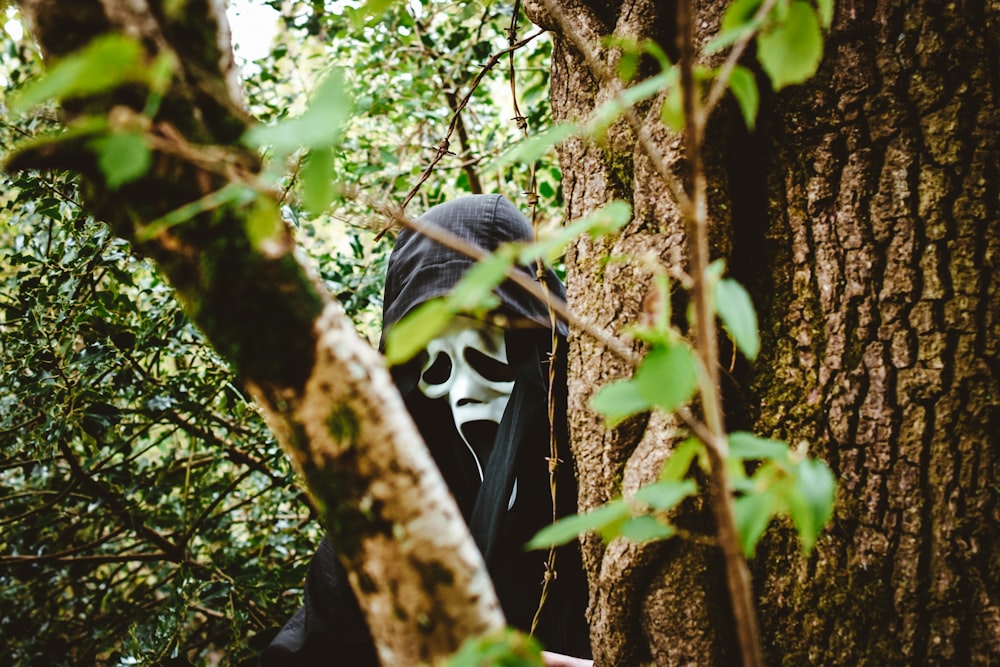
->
[417,316,517,507]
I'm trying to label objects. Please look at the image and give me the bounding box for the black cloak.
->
[261,195,590,665]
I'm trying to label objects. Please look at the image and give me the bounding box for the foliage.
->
[445,628,544,667]
[251,0,559,221]
[1,0,553,663]
[0,161,312,664]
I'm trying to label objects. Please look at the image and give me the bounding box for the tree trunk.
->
[753,1,999,664]
[532,0,999,664]
[8,1,504,664]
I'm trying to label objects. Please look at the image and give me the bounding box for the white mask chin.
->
[417,316,517,508]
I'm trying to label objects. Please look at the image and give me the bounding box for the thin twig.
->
[407,6,485,196]
[56,438,185,561]
[0,415,43,437]
[0,478,80,527]
[0,552,172,566]
[677,0,764,664]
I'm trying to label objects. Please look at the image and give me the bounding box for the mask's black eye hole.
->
[422,352,452,385]
[464,347,515,383]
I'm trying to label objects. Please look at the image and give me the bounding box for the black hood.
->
[381,194,567,346]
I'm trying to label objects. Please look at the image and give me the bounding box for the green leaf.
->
[486,123,576,174]
[633,342,700,412]
[816,0,834,28]
[640,39,672,72]
[245,196,282,251]
[728,431,790,462]
[448,249,515,313]
[589,71,672,137]
[705,24,757,55]
[706,257,727,281]
[757,1,824,90]
[649,271,672,336]
[734,489,779,557]
[88,132,151,189]
[244,69,352,151]
[619,50,639,82]
[728,65,760,130]
[604,35,656,82]
[785,458,836,553]
[586,201,633,238]
[383,299,454,365]
[660,82,684,130]
[138,183,250,241]
[635,479,697,510]
[526,500,630,550]
[773,0,790,22]
[12,35,146,112]
[589,379,651,427]
[147,53,176,97]
[621,71,671,106]
[721,0,765,33]
[660,438,703,481]
[714,277,760,361]
[619,515,676,543]
[351,0,399,27]
[706,0,765,54]
[446,629,543,667]
[522,200,632,265]
[301,147,336,216]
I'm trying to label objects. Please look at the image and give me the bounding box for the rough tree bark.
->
[6,1,504,664]
[527,0,998,664]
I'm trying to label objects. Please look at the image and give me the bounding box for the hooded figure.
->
[261,195,590,665]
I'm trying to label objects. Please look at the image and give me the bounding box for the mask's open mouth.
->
[459,419,499,474]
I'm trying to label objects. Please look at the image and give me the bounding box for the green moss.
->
[302,458,379,559]
[327,404,360,444]
[172,204,325,391]
[604,142,635,197]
